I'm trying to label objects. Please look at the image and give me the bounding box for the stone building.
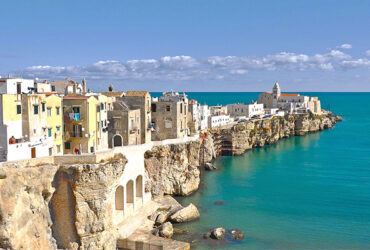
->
[258,82,322,114]
[108,100,141,147]
[227,102,265,118]
[123,91,151,143]
[151,92,188,141]
[209,105,228,116]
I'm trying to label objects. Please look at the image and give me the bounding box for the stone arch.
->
[115,185,124,210]
[126,180,134,204]
[136,175,143,198]
[113,134,123,147]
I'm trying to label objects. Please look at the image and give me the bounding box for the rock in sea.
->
[159,222,174,238]
[211,227,225,240]
[169,203,200,223]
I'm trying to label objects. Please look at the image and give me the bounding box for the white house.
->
[208,114,230,128]
[0,77,35,95]
[199,104,210,130]
[227,102,265,118]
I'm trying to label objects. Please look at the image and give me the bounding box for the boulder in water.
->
[169,203,200,223]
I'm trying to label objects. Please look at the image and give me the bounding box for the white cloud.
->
[365,50,370,57]
[336,44,352,49]
[341,58,370,69]
[15,46,366,81]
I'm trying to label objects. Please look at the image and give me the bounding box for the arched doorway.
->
[113,134,123,147]
[115,186,124,210]
[136,175,143,198]
[126,180,134,208]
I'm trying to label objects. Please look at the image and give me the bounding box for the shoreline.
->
[147,111,343,248]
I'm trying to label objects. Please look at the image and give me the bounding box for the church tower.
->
[272,82,281,108]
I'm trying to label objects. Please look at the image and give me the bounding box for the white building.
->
[227,102,264,118]
[208,114,230,128]
[199,104,210,130]
[0,77,35,94]
[258,82,322,114]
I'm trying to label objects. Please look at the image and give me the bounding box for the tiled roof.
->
[281,93,299,96]
[125,91,149,97]
[101,91,125,97]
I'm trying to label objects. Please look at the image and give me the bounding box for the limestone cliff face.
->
[144,112,342,197]
[144,141,201,197]
[0,154,127,250]
[0,165,58,250]
[209,113,342,156]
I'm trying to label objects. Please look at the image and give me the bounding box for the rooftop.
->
[125,91,149,97]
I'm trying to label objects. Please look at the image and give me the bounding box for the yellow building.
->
[63,95,108,154]
[0,93,62,161]
[45,94,63,155]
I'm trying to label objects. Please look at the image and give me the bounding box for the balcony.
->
[67,113,81,122]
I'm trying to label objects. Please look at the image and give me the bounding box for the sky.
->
[1,0,370,92]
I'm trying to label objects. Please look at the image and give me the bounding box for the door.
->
[31,147,36,158]
[17,83,21,94]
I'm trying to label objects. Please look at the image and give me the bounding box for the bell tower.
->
[272,82,281,108]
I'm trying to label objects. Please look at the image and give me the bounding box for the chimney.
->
[82,78,87,94]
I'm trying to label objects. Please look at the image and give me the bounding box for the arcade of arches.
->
[115,175,144,215]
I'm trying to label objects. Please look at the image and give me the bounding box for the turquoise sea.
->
[153,92,370,249]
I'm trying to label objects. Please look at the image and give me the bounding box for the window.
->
[65,142,71,149]
[100,103,104,110]
[49,147,53,156]
[166,105,170,112]
[56,107,60,115]
[72,124,82,137]
[180,103,183,113]
[56,126,60,134]
[90,147,94,153]
[104,120,107,126]
[72,107,80,114]
[42,103,46,112]
[16,105,21,114]
[34,105,39,115]
[48,128,52,137]
[51,86,56,92]
[57,145,61,153]
[47,108,51,117]
[151,103,157,112]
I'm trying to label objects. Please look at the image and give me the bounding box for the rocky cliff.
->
[145,112,342,197]
[211,112,342,156]
[0,154,127,250]
[144,141,202,197]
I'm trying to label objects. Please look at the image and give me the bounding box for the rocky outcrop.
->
[169,203,200,223]
[144,141,201,197]
[211,227,226,240]
[0,165,58,250]
[0,154,127,250]
[51,154,127,249]
[209,112,342,156]
[144,112,342,198]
